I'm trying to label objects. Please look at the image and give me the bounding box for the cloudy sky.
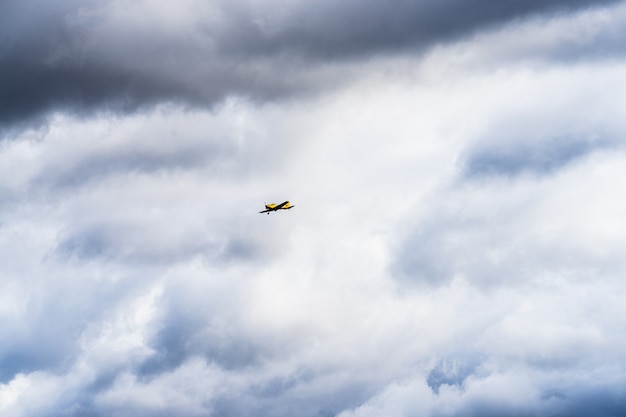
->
[2,0,626,416]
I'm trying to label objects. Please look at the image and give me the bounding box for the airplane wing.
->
[259,201,291,213]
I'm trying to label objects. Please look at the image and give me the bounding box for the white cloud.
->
[2,2,626,416]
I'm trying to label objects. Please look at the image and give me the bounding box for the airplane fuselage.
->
[260,201,294,214]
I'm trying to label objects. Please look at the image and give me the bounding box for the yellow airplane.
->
[259,201,295,214]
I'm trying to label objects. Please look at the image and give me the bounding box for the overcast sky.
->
[2,1,626,416]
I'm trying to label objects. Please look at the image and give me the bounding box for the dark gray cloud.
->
[1,0,622,129]
[226,0,619,58]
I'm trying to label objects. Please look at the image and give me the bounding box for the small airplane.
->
[259,201,295,214]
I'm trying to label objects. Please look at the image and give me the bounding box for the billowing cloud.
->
[2,0,625,128]
[3,1,626,417]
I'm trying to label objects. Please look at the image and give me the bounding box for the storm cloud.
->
[1,0,623,128]
[3,1,626,416]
